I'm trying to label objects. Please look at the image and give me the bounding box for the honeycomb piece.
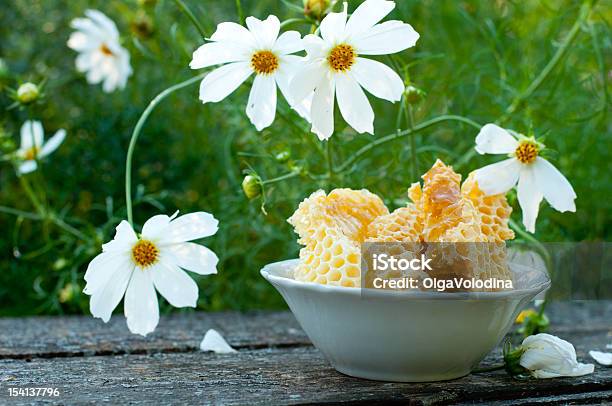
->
[288,189,388,287]
[418,159,464,241]
[288,188,388,245]
[461,172,514,242]
[365,205,423,243]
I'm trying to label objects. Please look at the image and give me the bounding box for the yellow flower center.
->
[515,140,539,164]
[132,240,159,268]
[100,43,114,56]
[328,44,356,72]
[23,147,39,161]
[251,50,279,75]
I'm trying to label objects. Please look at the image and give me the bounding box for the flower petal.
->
[589,350,612,366]
[336,73,374,134]
[190,42,250,70]
[302,34,326,59]
[273,31,304,55]
[124,268,159,336]
[39,129,66,158]
[162,212,219,244]
[319,2,347,44]
[475,123,519,155]
[141,214,172,240]
[17,160,37,175]
[276,56,312,121]
[89,260,133,323]
[351,57,404,102]
[517,166,543,233]
[474,158,521,195]
[151,261,198,308]
[289,61,326,104]
[20,121,43,150]
[353,20,419,55]
[245,15,280,49]
[200,329,237,353]
[345,0,395,37]
[210,21,255,47]
[199,62,252,104]
[166,242,218,275]
[246,74,277,131]
[67,31,98,52]
[533,157,576,213]
[102,220,138,253]
[310,74,336,140]
[83,252,130,295]
[85,9,119,39]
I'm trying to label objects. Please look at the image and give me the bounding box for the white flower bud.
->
[17,82,40,104]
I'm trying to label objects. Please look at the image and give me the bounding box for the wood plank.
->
[0,311,308,359]
[0,330,610,406]
[0,302,610,359]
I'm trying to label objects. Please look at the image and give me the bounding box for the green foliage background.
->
[0,0,609,316]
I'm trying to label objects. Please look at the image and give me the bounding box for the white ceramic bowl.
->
[261,259,550,382]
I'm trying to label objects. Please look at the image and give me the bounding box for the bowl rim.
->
[261,258,551,301]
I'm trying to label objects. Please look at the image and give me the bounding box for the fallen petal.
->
[589,350,612,366]
[200,329,237,354]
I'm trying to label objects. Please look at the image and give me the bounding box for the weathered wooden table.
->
[1,301,610,405]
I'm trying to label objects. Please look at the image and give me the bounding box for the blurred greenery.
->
[0,0,609,316]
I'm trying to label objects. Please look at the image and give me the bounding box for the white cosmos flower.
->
[520,334,594,379]
[67,9,132,93]
[84,212,219,336]
[474,123,577,233]
[289,0,420,140]
[189,15,308,131]
[15,120,66,175]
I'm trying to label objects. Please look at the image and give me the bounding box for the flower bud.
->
[404,85,425,104]
[275,151,290,163]
[131,11,155,39]
[16,82,40,104]
[59,283,78,303]
[242,175,263,200]
[303,0,330,20]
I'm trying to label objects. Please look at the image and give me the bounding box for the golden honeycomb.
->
[288,189,388,287]
[461,172,514,242]
[365,205,422,243]
[288,161,516,291]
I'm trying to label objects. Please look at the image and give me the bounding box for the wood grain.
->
[0,302,610,405]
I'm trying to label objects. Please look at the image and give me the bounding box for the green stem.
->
[509,219,553,272]
[405,102,418,180]
[19,175,46,216]
[337,115,482,173]
[235,0,245,25]
[326,137,334,188]
[0,205,41,220]
[280,18,310,29]
[262,171,300,185]
[499,1,594,123]
[50,216,89,241]
[173,0,207,39]
[125,74,204,226]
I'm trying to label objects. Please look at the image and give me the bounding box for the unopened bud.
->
[59,283,78,303]
[275,151,290,163]
[303,0,331,20]
[131,11,155,39]
[404,85,425,104]
[242,175,263,200]
[17,82,40,104]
